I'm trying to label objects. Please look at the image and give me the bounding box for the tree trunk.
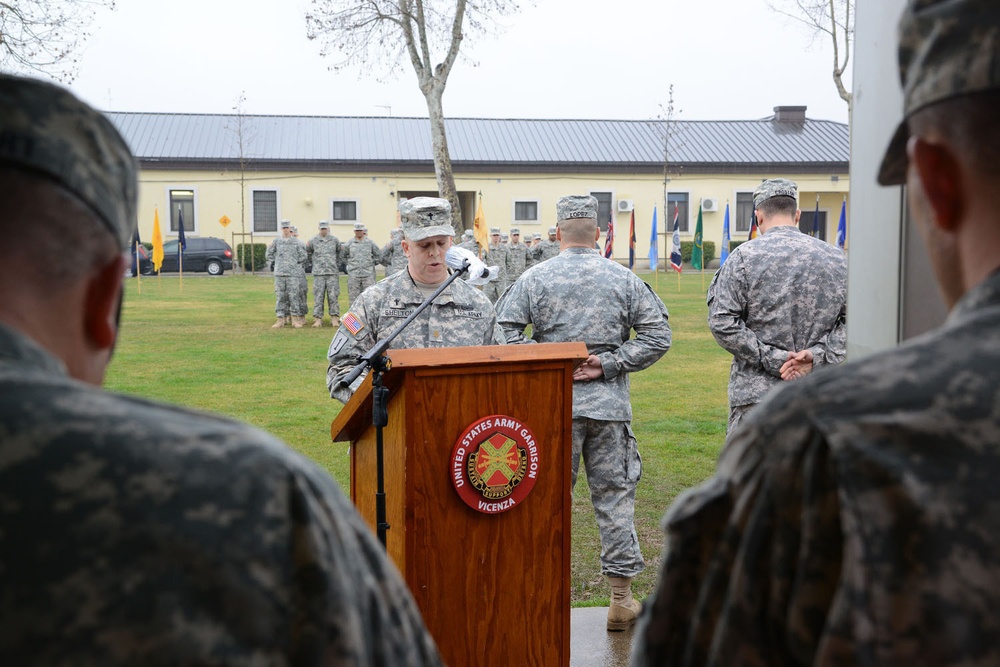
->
[423,86,463,229]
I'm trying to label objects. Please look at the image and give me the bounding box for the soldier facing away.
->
[633,1,1000,664]
[0,73,442,666]
[308,220,343,327]
[495,195,671,632]
[265,219,309,328]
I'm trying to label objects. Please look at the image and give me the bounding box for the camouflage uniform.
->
[0,324,443,665]
[343,234,381,304]
[496,240,671,579]
[533,228,560,264]
[380,231,408,278]
[265,234,308,318]
[327,197,507,403]
[307,227,342,322]
[633,268,1000,666]
[482,231,509,303]
[506,232,529,283]
[707,182,847,434]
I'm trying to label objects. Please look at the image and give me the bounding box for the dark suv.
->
[145,237,234,275]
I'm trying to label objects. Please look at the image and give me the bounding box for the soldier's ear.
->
[907,135,965,233]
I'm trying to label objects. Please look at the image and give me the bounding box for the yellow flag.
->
[473,198,489,258]
[152,207,164,272]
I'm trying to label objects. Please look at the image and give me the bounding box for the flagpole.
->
[134,237,141,295]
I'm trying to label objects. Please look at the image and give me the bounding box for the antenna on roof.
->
[375,105,392,117]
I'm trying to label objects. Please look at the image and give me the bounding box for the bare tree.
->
[768,0,854,118]
[225,92,259,273]
[305,0,523,227]
[653,84,685,265]
[0,0,116,83]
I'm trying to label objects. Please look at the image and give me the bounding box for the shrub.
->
[729,240,746,252]
[680,241,716,265]
[237,243,269,271]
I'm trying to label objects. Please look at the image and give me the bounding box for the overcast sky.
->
[61,0,852,124]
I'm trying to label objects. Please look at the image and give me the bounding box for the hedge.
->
[679,240,716,265]
[237,243,269,271]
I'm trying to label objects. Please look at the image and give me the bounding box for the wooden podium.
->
[331,342,587,667]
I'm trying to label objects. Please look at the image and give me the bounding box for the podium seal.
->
[450,414,540,514]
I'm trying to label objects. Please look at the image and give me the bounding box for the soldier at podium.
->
[326,197,506,403]
[495,194,672,632]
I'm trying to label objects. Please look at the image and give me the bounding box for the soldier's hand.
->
[572,355,604,382]
[780,350,814,381]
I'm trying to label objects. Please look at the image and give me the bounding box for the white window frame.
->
[165,185,198,237]
[330,198,361,226]
[250,187,282,235]
[589,189,616,232]
[665,190,692,235]
[511,198,541,226]
[733,190,755,234]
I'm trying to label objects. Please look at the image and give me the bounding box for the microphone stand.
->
[337,259,471,549]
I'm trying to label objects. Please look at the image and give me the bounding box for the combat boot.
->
[312,318,323,328]
[330,315,340,328]
[606,576,641,631]
[291,316,305,329]
[284,316,292,326]
[271,317,285,329]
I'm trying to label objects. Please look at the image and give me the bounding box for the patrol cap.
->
[548,226,557,235]
[879,0,1000,185]
[353,222,366,231]
[280,219,292,229]
[318,220,330,229]
[510,227,521,235]
[398,196,454,241]
[490,227,501,235]
[390,227,402,238]
[534,233,543,240]
[753,178,798,209]
[556,195,598,223]
[0,74,137,250]
[462,229,474,239]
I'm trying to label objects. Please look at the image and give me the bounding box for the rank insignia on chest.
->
[342,312,365,336]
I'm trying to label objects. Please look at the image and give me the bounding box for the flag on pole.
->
[648,206,659,270]
[720,202,731,267]
[748,208,759,240]
[604,210,614,259]
[692,203,704,271]
[131,226,142,277]
[812,195,820,238]
[177,207,188,275]
[628,209,636,270]
[669,203,682,273]
[152,207,164,272]
[837,197,847,250]
[473,197,489,259]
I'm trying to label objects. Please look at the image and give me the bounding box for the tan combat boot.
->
[291,316,305,329]
[312,317,323,328]
[271,317,285,329]
[606,576,641,631]
[284,316,292,326]
[330,315,340,328]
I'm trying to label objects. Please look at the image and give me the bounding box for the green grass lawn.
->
[106,269,730,605]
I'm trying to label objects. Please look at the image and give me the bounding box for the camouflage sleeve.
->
[494,280,535,344]
[326,296,378,403]
[707,254,790,378]
[633,411,842,666]
[289,461,443,665]
[298,243,308,266]
[808,305,847,367]
[307,241,314,261]
[598,280,671,378]
[265,239,276,263]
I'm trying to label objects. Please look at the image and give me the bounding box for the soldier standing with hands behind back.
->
[308,220,342,327]
[342,222,380,303]
[266,219,308,328]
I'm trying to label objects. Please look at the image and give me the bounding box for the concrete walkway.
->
[571,607,635,667]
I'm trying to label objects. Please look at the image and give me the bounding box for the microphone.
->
[445,245,499,286]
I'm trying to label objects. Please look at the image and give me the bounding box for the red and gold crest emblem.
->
[451,414,540,514]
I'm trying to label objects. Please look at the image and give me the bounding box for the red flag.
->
[604,211,614,258]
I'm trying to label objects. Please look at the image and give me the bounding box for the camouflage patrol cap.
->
[280,219,292,229]
[462,229,474,239]
[510,227,521,235]
[879,0,1000,185]
[318,220,330,229]
[390,227,402,238]
[0,74,137,250]
[398,196,454,241]
[353,222,366,231]
[490,227,501,235]
[534,233,543,240]
[556,195,598,223]
[753,178,798,209]
[548,226,557,235]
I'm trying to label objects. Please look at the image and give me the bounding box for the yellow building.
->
[109,105,848,266]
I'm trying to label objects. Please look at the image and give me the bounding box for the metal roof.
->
[106,112,849,172]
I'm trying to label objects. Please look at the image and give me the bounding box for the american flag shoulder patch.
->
[342,311,365,336]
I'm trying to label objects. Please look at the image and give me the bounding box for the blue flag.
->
[720,203,731,267]
[837,198,847,249]
[669,203,682,273]
[648,206,658,270]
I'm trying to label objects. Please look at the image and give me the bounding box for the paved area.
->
[571,607,635,667]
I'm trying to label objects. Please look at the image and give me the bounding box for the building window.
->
[667,192,689,233]
[168,189,195,234]
[514,200,539,223]
[735,192,754,234]
[799,210,827,241]
[591,191,613,232]
[332,199,359,224]
[252,189,278,233]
